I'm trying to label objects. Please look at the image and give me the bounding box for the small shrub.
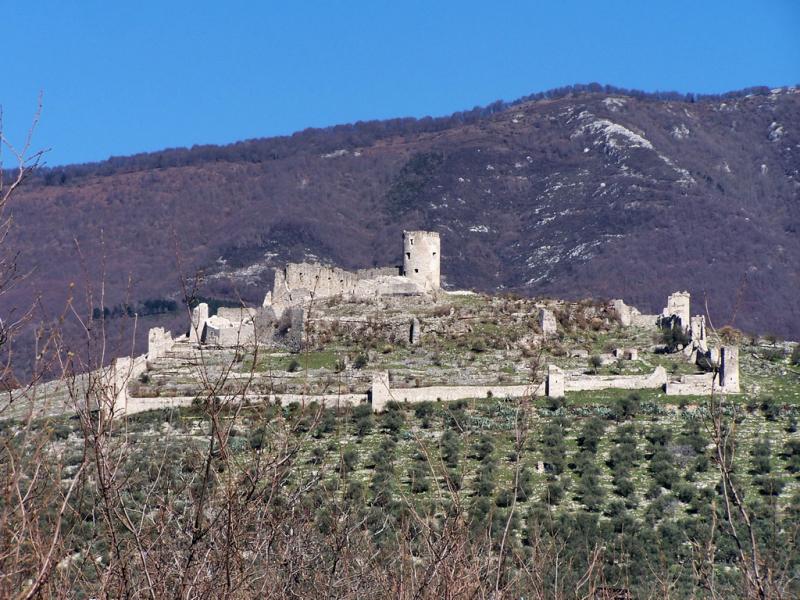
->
[382,409,405,435]
[340,447,359,473]
[613,393,640,421]
[760,347,787,362]
[352,404,374,437]
[543,481,564,505]
[717,325,744,345]
[352,353,369,369]
[760,396,781,421]
[661,321,691,352]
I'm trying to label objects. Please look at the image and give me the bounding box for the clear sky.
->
[2,0,799,166]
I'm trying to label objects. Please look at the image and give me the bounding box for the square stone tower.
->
[403,231,440,291]
[719,346,740,393]
[664,291,691,331]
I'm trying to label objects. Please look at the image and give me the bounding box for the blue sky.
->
[2,1,798,166]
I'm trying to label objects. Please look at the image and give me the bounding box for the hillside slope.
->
[4,86,800,371]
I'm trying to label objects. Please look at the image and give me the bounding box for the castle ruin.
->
[94,232,745,418]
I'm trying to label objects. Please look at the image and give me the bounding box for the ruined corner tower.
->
[403,230,440,291]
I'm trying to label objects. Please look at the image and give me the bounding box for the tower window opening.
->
[414,268,419,273]
[406,252,410,259]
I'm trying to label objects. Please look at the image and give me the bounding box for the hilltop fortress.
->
[95,231,743,417]
[265,230,441,312]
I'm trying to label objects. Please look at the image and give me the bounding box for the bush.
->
[287,359,301,373]
[546,395,568,411]
[755,475,786,497]
[717,325,744,345]
[440,430,461,469]
[649,448,678,490]
[495,488,514,508]
[474,462,497,497]
[613,393,640,421]
[751,439,772,475]
[760,347,787,362]
[543,480,564,505]
[352,353,369,369]
[472,435,495,462]
[577,418,606,454]
[382,409,405,435]
[340,447,359,473]
[516,466,534,501]
[314,409,336,438]
[613,475,636,500]
[661,321,691,351]
[352,404,374,437]
[760,396,781,421]
[408,463,430,493]
[782,439,800,473]
[577,467,605,512]
[470,338,486,353]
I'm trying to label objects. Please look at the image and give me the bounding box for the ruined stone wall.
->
[355,267,401,279]
[272,263,411,307]
[564,366,667,392]
[122,392,369,416]
[106,355,148,415]
[546,365,565,397]
[631,314,659,329]
[719,346,740,392]
[665,373,716,396]
[373,379,545,409]
[403,230,440,291]
[539,308,557,336]
[147,327,174,361]
[188,303,209,342]
[611,299,634,326]
[217,307,258,322]
[204,315,256,347]
[273,262,362,305]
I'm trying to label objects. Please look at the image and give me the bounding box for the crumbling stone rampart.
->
[719,346,740,392]
[272,262,403,307]
[147,327,174,361]
[666,344,740,395]
[539,308,557,336]
[368,365,667,411]
[204,315,255,347]
[564,366,667,392]
[546,365,565,397]
[188,303,209,342]
[102,355,148,416]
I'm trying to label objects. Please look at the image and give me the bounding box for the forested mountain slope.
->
[5,85,800,372]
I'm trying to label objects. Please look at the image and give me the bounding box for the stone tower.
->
[664,291,691,331]
[719,346,740,392]
[403,231,440,291]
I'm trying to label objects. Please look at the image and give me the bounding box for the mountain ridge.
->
[4,85,800,374]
